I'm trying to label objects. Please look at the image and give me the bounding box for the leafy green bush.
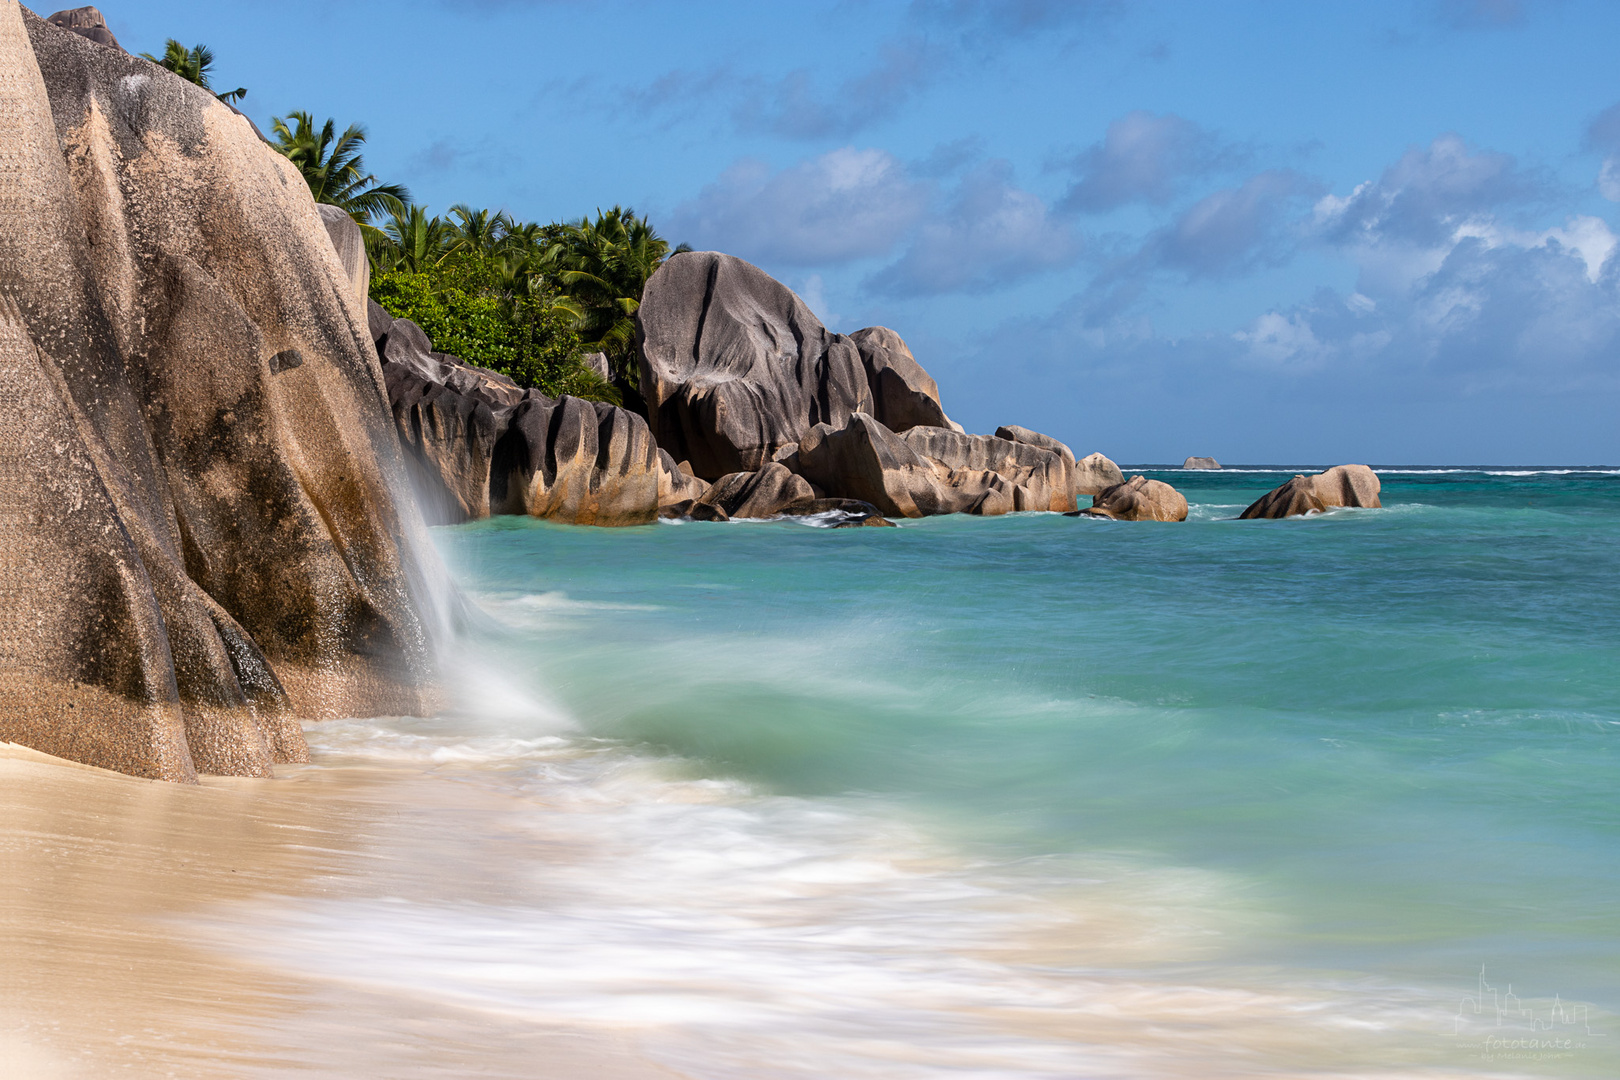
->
[370,258,618,404]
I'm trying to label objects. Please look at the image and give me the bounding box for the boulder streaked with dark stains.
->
[1239,465,1382,519]
[636,251,875,479]
[490,395,662,527]
[993,425,1124,500]
[851,326,955,433]
[1,6,438,781]
[698,462,816,519]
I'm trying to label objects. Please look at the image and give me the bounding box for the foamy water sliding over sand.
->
[10,469,1619,1077]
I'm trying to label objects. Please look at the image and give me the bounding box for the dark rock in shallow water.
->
[1071,476,1189,521]
[491,395,662,527]
[699,462,817,519]
[1239,465,1381,519]
[636,251,874,480]
[1,8,438,781]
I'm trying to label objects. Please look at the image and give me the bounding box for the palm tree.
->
[447,204,511,258]
[374,204,454,275]
[140,40,247,104]
[270,111,408,226]
[539,206,688,380]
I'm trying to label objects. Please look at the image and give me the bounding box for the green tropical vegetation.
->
[270,112,409,229]
[140,40,247,105]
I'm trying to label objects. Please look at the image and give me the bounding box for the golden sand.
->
[0,742,680,1080]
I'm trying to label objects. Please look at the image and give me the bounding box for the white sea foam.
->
[195,721,1490,1079]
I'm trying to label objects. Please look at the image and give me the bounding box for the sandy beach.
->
[1,741,676,1080]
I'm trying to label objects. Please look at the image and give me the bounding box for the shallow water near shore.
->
[20,468,1620,1077]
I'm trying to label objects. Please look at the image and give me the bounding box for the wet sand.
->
[0,741,679,1080]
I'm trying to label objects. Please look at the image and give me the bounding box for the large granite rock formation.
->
[995,425,1124,499]
[0,5,437,781]
[1072,476,1190,521]
[637,252,874,480]
[792,413,1074,517]
[850,326,956,433]
[1183,456,1220,470]
[370,301,672,527]
[1239,465,1382,519]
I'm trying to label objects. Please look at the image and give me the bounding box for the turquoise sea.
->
[234,469,1620,1077]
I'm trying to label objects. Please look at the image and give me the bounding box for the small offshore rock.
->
[1076,475,1189,521]
[1239,465,1381,519]
[1183,456,1221,470]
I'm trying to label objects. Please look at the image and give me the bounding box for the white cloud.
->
[668,148,929,266]
[867,161,1079,296]
[1058,111,1245,213]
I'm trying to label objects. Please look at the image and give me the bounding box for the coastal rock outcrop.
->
[319,204,370,314]
[1183,456,1221,470]
[994,425,1124,498]
[1072,476,1190,521]
[1,6,437,781]
[793,413,1072,517]
[637,251,874,479]
[370,302,667,527]
[851,326,956,433]
[1239,465,1382,519]
[698,462,817,519]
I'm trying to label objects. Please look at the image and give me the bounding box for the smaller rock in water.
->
[1074,451,1125,495]
[699,463,816,519]
[1239,464,1381,519]
[1068,475,1189,521]
[1183,456,1221,470]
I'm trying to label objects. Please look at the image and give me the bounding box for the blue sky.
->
[102,0,1620,463]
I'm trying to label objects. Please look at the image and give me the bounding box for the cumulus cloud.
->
[866,161,1080,296]
[1150,169,1321,276]
[667,147,929,266]
[1058,111,1245,213]
[1314,134,1546,249]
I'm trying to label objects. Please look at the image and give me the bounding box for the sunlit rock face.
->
[0,5,437,781]
[1239,465,1382,519]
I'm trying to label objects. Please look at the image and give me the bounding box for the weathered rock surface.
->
[369,302,668,527]
[1183,456,1221,470]
[0,7,438,781]
[637,252,875,480]
[902,426,1075,513]
[1071,476,1189,521]
[792,414,1069,517]
[318,204,370,314]
[45,6,119,49]
[1239,465,1382,519]
[994,425,1124,498]
[699,462,817,519]
[1075,451,1126,495]
[851,326,955,432]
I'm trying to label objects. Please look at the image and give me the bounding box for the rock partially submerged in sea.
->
[698,462,817,519]
[851,326,957,433]
[1,7,437,781]
[1239,465,1382,519]
[1183,456,1221,470]
[1069,476,1190,521]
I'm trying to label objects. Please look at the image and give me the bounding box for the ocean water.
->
[224,469,1620,1077]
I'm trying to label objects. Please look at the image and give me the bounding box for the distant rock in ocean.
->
[1240,465,1382,519]
[1070,476,1190,521]
[1183,456,1221,470]
[1,5,436,781]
